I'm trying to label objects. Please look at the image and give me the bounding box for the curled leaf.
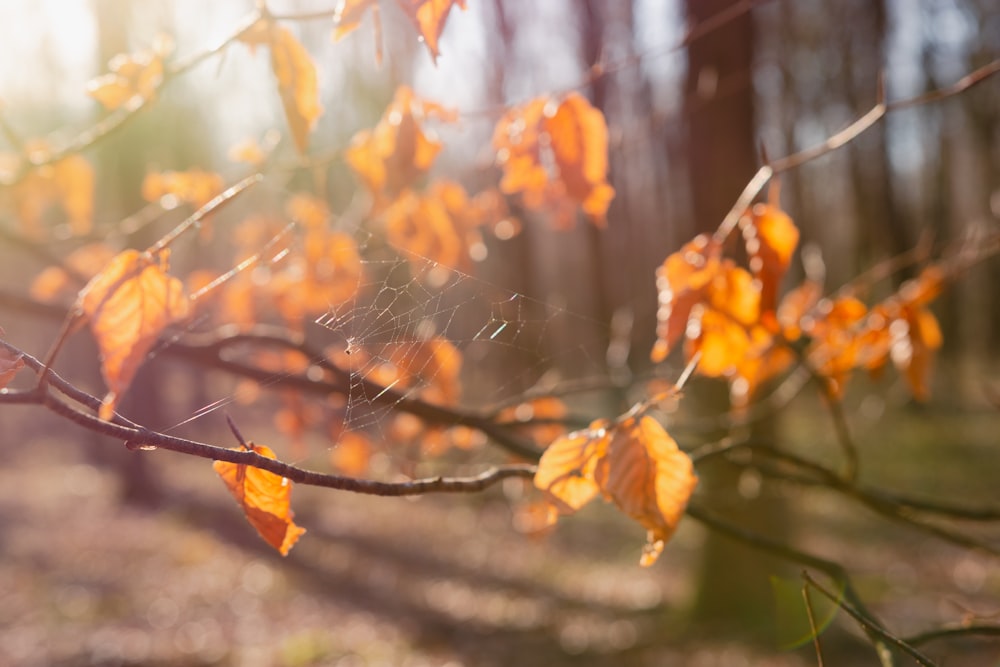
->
[535,414,697,566]
[79,249,190,419]
[534,421,610,516]
[494,93,615,229]
[333,0,467,61]
[742,203,799,317]
[595,416,698,566]
[650,234,722,362]
[345,86,449,199]
[213,443,306,556]
[242,23,323,154]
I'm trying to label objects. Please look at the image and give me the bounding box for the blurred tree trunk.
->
[682,0,792,638]
[93,0,162,505]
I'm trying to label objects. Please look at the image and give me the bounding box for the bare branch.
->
[0,339,536,496]
[802,571,937,666]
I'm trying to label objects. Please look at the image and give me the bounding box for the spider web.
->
[164,225,623,472]
[312,232,613,465]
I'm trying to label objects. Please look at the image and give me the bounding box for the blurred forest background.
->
[1,0,999,665]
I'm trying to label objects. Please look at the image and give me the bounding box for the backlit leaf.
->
[213,443,306,556]
[689,307,752,377]
[345,86,448,199]
[858,267,945,401]
[777,280,822,341]
[269,228,362,324]
[86,37,170,111]
[384,181,486,272]
[334,0,467,61]
[595,416,697,566]
[742,203,799,317]
[493,93,615,229]
[78,249,190,419]
[651,234,722,362]
[804,296,868,398]
[242,22,322,154]
[332,0,378,40]
[404,0,467,61]
[534,421,610,516]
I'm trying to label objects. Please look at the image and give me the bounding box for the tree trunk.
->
[682,0,793,638]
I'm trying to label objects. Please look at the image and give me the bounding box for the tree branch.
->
[0,339,536,496]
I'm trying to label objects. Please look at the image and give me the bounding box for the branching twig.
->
[147,174,263,253]
[0,10,263,186]
[0,339,536,496]
[713,58,1000,244]
[685,504,902,665]
[802,571,937,666]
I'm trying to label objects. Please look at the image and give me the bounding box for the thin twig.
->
[0,340,537,496]
[904,624,1000,646]
[711,58,1000,244]
[147,174,263,254]
[1,11,263,186]
[686,504,901,665]
[802,579,825,667]
[802,571,937,666]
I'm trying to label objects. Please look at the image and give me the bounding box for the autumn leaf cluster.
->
[0,5,950,562]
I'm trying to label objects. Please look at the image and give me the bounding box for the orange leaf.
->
[334,0,466,61]
[805,296,868,398]
[86,38,169,111]
[688,307,752,377]
[384,181,486,272]
[777,280,822,341]
[543,93,615,225]
[729,324,794,408]
[402,0,467,61]
[706,262,760,327]
[494,93,615,229]
[900,265,944,307]
[241,23,323,154]
[534,421,610,516]
[213,443,306,556]
[896,306,941,401]
[345,86,447,198]
[743,203,799,316]
[79,249,190,419]
[650,234,722,362]
[268,228,362,324]
[332,0,378,40]
[862,267,945,401]
[595,416,697,566]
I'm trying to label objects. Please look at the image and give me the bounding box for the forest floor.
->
[0,401,999,667]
